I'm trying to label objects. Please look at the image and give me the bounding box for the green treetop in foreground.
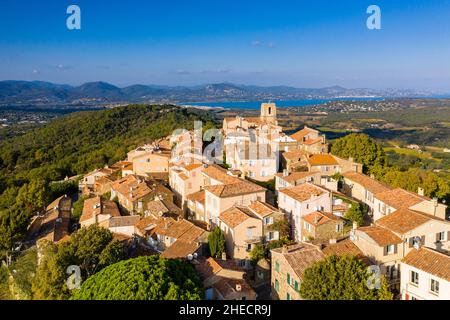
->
[300,255,393,300]
[72,255,204,300]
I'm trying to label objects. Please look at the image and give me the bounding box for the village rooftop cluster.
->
[25,103,450,300]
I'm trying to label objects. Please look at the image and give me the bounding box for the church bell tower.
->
[260,102,277,124]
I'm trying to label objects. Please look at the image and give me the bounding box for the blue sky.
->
[1,0,450,90]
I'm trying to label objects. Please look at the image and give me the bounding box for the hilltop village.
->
[25,103,450,300]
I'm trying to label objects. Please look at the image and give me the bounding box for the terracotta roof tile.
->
[110,175,152,202]
[272,243,325,278]
[402,247,450,281]
[219,207,255,229]
[374,188,428,209]
[186,190,206,205]
[343,172,391,194]
[302,211,342,227]
[290,127,316,141]
[322,238,371,265]
[80,196,120,223]
[202,164,241,184]
[279,182,327,202]
[275,171,318,184]
[357,225,403,246]
[204,181,265,198]
[376,208,431,234]
[307,154,338,166]
[247,201,278,218]
[160,240,200,259]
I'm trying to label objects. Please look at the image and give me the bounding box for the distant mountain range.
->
[0,80,438,106]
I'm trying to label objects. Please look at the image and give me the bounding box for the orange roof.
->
[272,243,325,278]
[219,206,255,229]
[204,181,265,198]
[375,188,428,209]
[202,164,241,184]
[281,150,308,161]
[186,190,206,205]
[247,201,278,218]
[160,240,200,259]
[402,247,450,281]
[110,175,152,202]
[155,218,206,241]
[302,211,342,227]
[322,238,371,264]
[357,226,403,246]
[80,196,120,223]
[279,182,327,202]
[110,161,133,171]
[306,154,338,166]
[134,215,161,235]
[303,137,324,145]
[375,208,432,234]
[184,163,203,171]
[342,172,391,194]
[275,171,319,184]
[290,127,316,141]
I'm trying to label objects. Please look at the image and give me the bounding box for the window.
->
[262,171,267,177]
[294,280,299,292]
[275,261,280,272]
[410,271,419,286]
[286,293,291,300]
[246,228,253,240]
[437,232,446,242]
[386,244,395,255]
[430,279,439,295]
[304,222,311,232]
[246,243,252,252]
[275,279,280,292]
[287,273,291,284]
[264,217,273,225]
[336,224,342,232]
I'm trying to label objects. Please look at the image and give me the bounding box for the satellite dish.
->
[187,254,193,261]
[193,253,198,259]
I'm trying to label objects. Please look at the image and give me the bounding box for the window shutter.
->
[436,233,440,242]
[408,237,413,248]
[447,231,450,241]
[383,246,387,256]
[421,235,425,245]
[394,244,397,254]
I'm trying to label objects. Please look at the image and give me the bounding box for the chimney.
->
[283,169,289,177]
[221,252,227,261]
[281,245,288,254]
[329,238,337,244]
[418,187,425,197]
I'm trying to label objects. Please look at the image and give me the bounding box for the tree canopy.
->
[71,255,204,300]
[32,225,124,299]
[300,255,393,300]
[344,202,365,226]
[208,227,225,258]
[331,133,387,175]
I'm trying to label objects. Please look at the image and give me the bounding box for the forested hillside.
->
[0,104,216,257]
